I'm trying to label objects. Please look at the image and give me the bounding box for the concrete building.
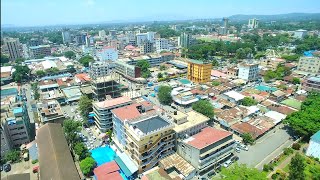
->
[119,53,174,67]
[238,62,259,81]
[155,38,169,53]
[29,38,42,47]
[306,130,320,159]
[115,61,141,78]
[99,30,106,39]
[62,30,72,44]
[179,33,192,48]
[97,46,118,61]
[303,76,320,92]
[226,67,239,78]
[260,57,285,71]
[294,29,307,39]
[3,38,22,61]
[248,18,259,29]
[93,96,132,132]
[136,33,148,46]
[29,45,51,58]
[177,127,235,177]
[297,56,320,74]
[38,100,65,124]
[218,17,229,35]
[187,60,212,83]
[139,41,154,54]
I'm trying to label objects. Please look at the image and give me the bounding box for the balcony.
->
[199,145,234,167]
[141,143,175,167]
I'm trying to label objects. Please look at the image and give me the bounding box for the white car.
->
[223,160,232,168]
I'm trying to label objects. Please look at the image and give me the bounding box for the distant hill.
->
[228,13,320,22]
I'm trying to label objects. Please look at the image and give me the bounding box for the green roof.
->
[311,131,320,142]
[280,99,302,110]
[188,59,210,65]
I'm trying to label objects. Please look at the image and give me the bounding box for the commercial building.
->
[62,29,72,44]
[297,56,320,74]
[177,127,235,177]
[99,30,106,39]
[37,100,65,124]
[294,29,307,39]
[219,17,229,35]
[238,62,259,81]
[303,76,320,92]
[115,61,141,79]
[179,32,192,48]
[306,130,320,159]
[119,53,174,67]
[29,38,42,47]
[248,18,259,29]
[187,60,212,83]
[155,38,169,53]
[139,41,154,54]
[97,46,118,61]
[29,45,51,58]
[3,38,22,61]
[93,96,132,132]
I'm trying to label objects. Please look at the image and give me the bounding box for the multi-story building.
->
[139,41,154,54]
[37,100,65,124]
[303,76,320,92]
[3,38,22,61]
[179,32,192,48]
[226,67,239,78]
[97,46,118,61]
[136,33,148,46]
[62,29,71,44]
[1,95,32,157]
[90,61,120,101]
[248,18,259,29]
[294,29,307,39]
[155,38,169,53]
[119,53,174,67]
[114,107,175,173]
[177,127,235,177]
[29,45,51,58]
[238,62,259,81]
[260,57,285,71]
[115,61,141,79]
[297,56,320,74]
[187,60,212,83]
[29,38,42,47]
[93,96,132,132]
[99,30,106,39]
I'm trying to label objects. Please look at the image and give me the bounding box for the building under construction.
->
[90,61,121,101]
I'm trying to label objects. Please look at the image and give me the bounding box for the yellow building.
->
[187,59,212,83]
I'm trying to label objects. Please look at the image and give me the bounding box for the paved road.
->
[237,125,294,169]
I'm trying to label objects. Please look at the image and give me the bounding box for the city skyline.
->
[2,0,320,27]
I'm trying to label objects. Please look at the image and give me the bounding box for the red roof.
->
[95,96,132,109]
[98,171,123,180]
[94,161,121,180]
[211,70,227,77]
[75,73,91,82]
[111,101,155,121]
[187,127,232,149]
[125,45,135,51]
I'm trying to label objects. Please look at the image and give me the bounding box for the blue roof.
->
[40,73,72,81]
[13,107,23,115]
[28,142,38,161]
[308,76,320,82]
[115,152,138,177]
[311,130,320,142]
[303,50,315,57]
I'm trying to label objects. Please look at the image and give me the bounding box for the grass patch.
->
[280,99,302,110]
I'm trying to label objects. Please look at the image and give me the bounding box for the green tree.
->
[79,55,94,67]
[281,54,300,61]
[12,65,30,83]
[74,142,90,160]
[289,153,306,180]
[242,133,254,145]
[192,100,214,118]
[64,51,76,59]
[5,150,21,163]
[236,48,247,59]
[80,157,96,176]
[284,92,320,137]
[106,130,113,142]
[241,97,258,106]
[63,119,81,147]
[31,82,40,100]
[212,81,220,86]
[160,65,166,71]
[219,163,267,180]
[212,59,219,67]
[35,70,46,77]
[45,67,60,74]
[292,77,300,85]
[136,60,151,78]
[15,57,25,64]
[78,95,92,120]
[1,54,10,65]
[157,72,163,79]
[158,86,172,105]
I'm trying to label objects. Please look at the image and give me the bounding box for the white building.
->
[99,30,106,39]
[294,29,307,39]
[62,30,71,44]
[238,62,259,81]
[136,32,156,46]
[97,46,118,61]
[306,131,320,159]
[248,19,259,29]
[155,38,169,53]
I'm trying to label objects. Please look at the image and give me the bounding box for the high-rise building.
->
[109,30,117,37]
[303,76,320,92]
[62,29,71,44]
[294,29,308,39]
[29,45,51,58]
[3,38,22,61]
[297,56,320,74]
[29,38,42,47]
[238,62,259,81]
[187,59,212,83]
[139,41,154,54]
[179,32,192,48]
[248,18,259,29]
[97,46,118,61]
[155,38,169,53]
[99,30,106,39]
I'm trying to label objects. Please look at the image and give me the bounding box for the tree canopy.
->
[79,55,94,67]
[136,60,151,78]
[192,100,214,119]
[1,54,10,65]
[242,133,254,145]
[12,65,30,83]
[289,153,306,180]
[64,51,76,59]
[63,119,81,147]
[241,97,258,106]
[80,157,96,176]
[78,95,92,120]
[5,150,21,163]
[35,70,46,77]
[74,142,91,161]
[158,86,172,105]
[284,92,320,137]
[263,64,291,82]
[218,163,267,180]
[292,77,300,85]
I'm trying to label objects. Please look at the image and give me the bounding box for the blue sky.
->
[1,0,320,26]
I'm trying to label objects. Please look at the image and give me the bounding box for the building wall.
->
[140,42,154,54]
[303,78,320,92]
[297,57,320,74]
[238,64,259,81]
[156,38,169,53]
[1,127,12,158]
[187,62,212,83]
[29,46,51,58]
[4,38,21,61]
[306,140,320,159]
[97,48,118,61]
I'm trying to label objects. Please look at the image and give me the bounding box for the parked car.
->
[240,145,249,151]
[223,160,232,168]
[0,165,3,171]
[3,164,11,172]
[235,147,241,153]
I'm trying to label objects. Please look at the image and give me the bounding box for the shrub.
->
[271,173,278,179]
[32,159,38,164]
[292,143,301,150]
[263,163,274,172]
[283,147,294,155]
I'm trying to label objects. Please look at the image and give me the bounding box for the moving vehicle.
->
[3,164,11,172]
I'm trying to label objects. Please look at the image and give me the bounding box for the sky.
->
[1,0,320,27]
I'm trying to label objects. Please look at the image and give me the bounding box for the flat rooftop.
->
[95,96,132,109]
[173,111,209,133]
[159,153,195,178]
[134,116,169,134]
